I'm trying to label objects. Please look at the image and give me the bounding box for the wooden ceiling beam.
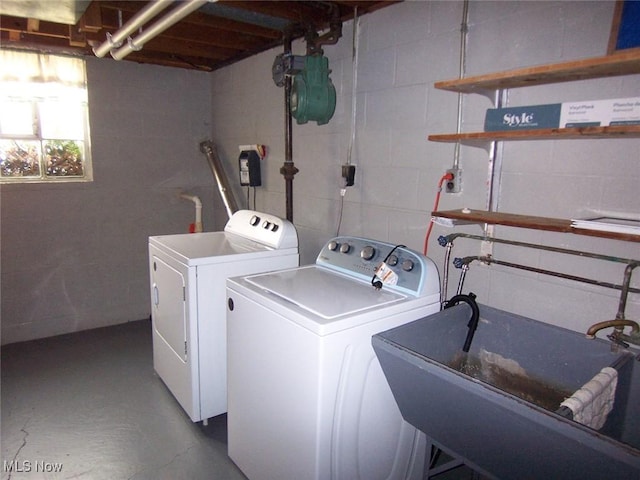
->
[27,18,40,32]
[0,1,398,70]
[1,15,73,39]
[68,25,87,47]
[124,50,218,71]
[94,9,272,51]
[143,35,239,61]
[184,11,282,39]
[151,20,265,51]
[78,1,103,33]
[0,30,91,55]
[96,4,282,41]
[217,1,334,23]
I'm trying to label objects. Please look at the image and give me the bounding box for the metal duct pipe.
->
[200,141,239,220]
[111,0,210,61]
[93,0,173,57]
[280,33,299,222]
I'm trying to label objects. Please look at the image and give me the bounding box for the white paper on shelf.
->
[571,216,640,235]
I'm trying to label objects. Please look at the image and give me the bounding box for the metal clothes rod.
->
[453,255,640,295]
[93,0,173,57]
[439,233,639,265]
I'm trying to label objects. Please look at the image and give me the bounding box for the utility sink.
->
[372,303,640,480]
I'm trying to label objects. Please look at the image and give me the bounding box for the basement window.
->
[0,49,92,183]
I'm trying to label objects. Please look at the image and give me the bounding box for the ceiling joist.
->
[0,0,400,70]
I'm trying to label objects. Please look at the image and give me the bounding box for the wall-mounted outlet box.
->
[446,168,462,194]
[342,164,356,187]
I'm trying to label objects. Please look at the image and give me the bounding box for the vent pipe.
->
[200,140,239,220]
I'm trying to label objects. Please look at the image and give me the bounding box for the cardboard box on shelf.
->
[484,103,561,131]
[560,97,640,127]
[484,97,640,131]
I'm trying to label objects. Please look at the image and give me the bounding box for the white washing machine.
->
[226,236,441,480]
[149,210,298,423]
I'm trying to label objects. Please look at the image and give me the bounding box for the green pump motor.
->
[290,54,336,126]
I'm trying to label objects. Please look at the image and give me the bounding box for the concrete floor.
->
[1,319,245,480]
[1,319,481,480]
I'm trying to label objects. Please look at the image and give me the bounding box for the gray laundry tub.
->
[372,303,640,480]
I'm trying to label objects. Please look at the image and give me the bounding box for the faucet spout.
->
[586,261,640,345]
[586,319,640,339]
[444,292,480,353]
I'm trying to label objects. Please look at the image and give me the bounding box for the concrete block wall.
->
[210,1,639,336]
[1,0,638,344]
[1,59,227,344]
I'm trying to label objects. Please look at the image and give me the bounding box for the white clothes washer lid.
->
[245,265,405,320]
[149,231,294,266]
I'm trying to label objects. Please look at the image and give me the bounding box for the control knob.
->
[328,241,339,251]
[339,243,351,254]
[250,215,260,226]
[401,259,414,272]
[387,254,398,266]
[360,246,376,261]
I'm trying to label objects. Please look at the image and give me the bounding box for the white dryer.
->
[149,210,298,423]
[226,236,441,480]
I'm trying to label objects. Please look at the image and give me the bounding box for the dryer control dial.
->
[250,215,260,226]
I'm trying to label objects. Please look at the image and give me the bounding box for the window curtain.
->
[0,49,86,87]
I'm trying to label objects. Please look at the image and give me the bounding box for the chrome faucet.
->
[586,262,640,347]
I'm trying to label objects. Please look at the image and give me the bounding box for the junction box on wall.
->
[342,164,356,187]
[446,168,462,194]
[238,145,266,187]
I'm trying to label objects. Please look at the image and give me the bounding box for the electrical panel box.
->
[239,150,261,187]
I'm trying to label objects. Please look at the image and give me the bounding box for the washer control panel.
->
[316,236,439,297]
[225,210,298,249]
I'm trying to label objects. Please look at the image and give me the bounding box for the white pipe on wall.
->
[110,0,211,61]
[180,194,203,233]
[93,0,174,58]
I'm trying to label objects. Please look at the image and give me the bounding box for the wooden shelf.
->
[431,52,640,245]
[428,125,640,144]
[432,209,640,242]
[434,50,640,93]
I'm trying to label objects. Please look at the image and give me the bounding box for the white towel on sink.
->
[560,366,618,430]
